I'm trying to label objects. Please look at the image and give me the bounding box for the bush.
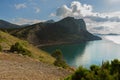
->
[51,49,68,68]
[0,45,2,52]
[54,58,68,68]
[65,59,120,80]
[10,42,32,57]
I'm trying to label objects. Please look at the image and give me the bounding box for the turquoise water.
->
[41,38,120,68]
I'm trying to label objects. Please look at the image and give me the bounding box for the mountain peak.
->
[45,19,55,23]
[61,17,83,22]
[57,17,86,33]
[63,17,75,20]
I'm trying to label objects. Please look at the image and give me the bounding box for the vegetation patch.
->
[51,49,68,68]
[65,59,120,80]
[10,42,32,57]
[0,44,2,52]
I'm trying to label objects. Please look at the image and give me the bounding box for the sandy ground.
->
[0,53,72,80]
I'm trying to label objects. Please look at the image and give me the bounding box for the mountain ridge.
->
[0,20,20,28]
[9,17,101,47]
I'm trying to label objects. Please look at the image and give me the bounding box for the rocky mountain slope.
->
[10,17,101,47]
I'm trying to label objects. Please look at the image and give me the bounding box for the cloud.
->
[35,7,40,13]
[15,3,27,9]
[52,1,120,34]
[54,1,94,18]
[56,5,72,18]
[87,21,120,34]
[54,1,120,20]
[12,18,44,25]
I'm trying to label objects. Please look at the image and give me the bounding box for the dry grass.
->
[0,30,55,64]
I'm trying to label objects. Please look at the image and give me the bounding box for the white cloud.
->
[56,5,72,18]
[12,18,45,25]
[54,1,94,18]
[54,1,120,20]
[53,1,120,34]
[15,3,27,9]
[87,21,120,34]
[35,7,40,13]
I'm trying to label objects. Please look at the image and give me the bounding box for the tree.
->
[51,49,68,68]
[111,59,120,74]
[51,49,63,60]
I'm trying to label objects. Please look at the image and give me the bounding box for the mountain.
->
[45,19,55,23]
[0,30,55,63]
[9,17,101,47]
[20,24,31,27]
[0,20,20,29]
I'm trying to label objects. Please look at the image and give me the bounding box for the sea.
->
[41,35,120,68]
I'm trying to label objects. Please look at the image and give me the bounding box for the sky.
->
[0,0,120,34]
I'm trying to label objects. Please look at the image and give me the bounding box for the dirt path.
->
[0,53,72,80]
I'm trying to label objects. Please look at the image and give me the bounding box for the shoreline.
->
[36,39,102,48]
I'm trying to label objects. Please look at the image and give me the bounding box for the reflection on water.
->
[41,43,87,67]
[41,39,120,68]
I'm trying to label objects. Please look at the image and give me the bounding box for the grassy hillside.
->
[0,30,55,64]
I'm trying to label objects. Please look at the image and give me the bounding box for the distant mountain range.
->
[0,20,20,28]
[8,17,101,46]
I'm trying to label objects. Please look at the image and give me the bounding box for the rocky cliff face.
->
[10,17,101,46]
[57,17,86,33]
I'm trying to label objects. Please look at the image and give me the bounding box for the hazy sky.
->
[0,0,120,34]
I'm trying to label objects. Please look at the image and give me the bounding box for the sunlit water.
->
[41,35,120,68]
[105,35,120,44]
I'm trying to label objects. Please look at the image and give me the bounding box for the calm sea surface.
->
[41,35,120,68]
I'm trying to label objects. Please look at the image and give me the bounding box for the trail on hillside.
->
[0,53,71,80]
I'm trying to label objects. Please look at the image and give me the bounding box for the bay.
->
[41,35,120,68]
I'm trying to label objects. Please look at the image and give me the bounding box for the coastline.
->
[36,39,102,48]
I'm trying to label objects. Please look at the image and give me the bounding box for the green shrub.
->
[51,49,68,68]
[65,59,120,80]
[51,49,63,60]
[10,42,32,57]
[54,58,68,68]
[0,44,2,52]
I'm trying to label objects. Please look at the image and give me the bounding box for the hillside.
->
[0,52,72,80]
[0,30,72,79]
[0,20,20,29]
[9,17,101,47]
[0,30,55,63]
